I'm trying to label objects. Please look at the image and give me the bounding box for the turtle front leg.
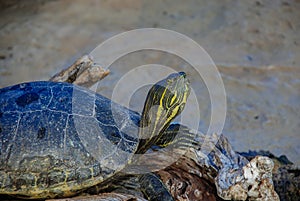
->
[86,172,174,201]
[139,173,174,201]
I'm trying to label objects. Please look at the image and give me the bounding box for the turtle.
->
[0,72,191,200]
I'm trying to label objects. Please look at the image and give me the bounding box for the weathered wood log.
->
[49,55,109,88]
[151,129,279,201]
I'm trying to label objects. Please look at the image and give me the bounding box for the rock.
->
[240,150,300,200]
[216,156,279,200]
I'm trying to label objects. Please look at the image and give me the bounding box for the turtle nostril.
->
[178,72,186,77]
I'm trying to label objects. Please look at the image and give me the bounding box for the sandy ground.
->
[0,0,299,165]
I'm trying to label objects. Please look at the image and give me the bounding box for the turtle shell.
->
[0,81,139,198]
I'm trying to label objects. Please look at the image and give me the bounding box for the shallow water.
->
[0,0,299,165]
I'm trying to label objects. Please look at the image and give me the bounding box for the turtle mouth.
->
[178,72,190,92]
[167,71,190,97]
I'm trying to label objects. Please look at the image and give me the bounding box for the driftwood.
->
[154,132,279,201]
[49,55,109,88]
[45,55,284,201]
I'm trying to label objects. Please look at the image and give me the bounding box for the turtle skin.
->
[0,81,140,198]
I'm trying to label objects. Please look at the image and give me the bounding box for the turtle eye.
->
[167,79,172,84]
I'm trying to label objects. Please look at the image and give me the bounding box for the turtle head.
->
[137,72,190,153]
